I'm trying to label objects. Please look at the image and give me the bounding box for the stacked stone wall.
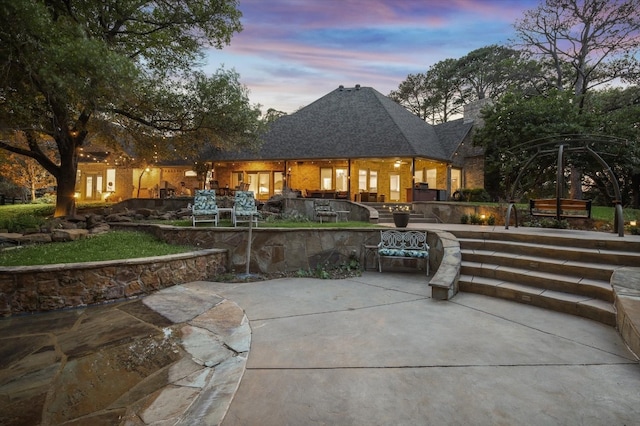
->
[0,249,226,317]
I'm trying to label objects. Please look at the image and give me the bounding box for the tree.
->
[456,45,540,101]
[390,45,544,124]
[0,0,263,217]
[0,145,56,201]
[388,73,431,121]
[474,87,640,206]
[514,0,640,105]
[473,90,585,200]
[263,108,288,124]
[513,0,640,199]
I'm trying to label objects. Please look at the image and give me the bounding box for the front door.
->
[84,174,103,200]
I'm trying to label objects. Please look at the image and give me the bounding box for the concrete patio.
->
[2,269,639,425]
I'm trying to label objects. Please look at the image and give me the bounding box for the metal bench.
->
[377,229,429,275]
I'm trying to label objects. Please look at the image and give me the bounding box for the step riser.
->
[461,263,614,302]
[455,230,639,326]
[450,229,640,252]
[460,240,640,266]
[458,280,616,326]
[462,252,614,282]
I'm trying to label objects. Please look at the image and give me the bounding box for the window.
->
[358,170,367,191]
[389,173,400,201]
[426,169,437,189]
[451,168,462,191]
[320,167,332,190]
[358,169,378,191]
[414,169,424,184]
[106,169,116,192]
[231,171,244,188]
[246,172,270,197]
[274,171,284,194]
[335,168,348,191]
[369,171,378,192]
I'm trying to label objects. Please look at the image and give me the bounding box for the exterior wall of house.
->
[463,155,485,190]
[451,131,485,191]
[77,157,453,203]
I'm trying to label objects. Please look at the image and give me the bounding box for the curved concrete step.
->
[458,274,616,326]
[454,232,639,326]
[461,249,616,282]
[449,229,640,253]
[459,238,640,266]
[461,260,614,302]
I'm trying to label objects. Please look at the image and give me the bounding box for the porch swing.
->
[504,137,625,237]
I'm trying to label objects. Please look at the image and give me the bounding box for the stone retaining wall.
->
[0,249,226,317]
[114,224,429,273]
[611,267,640,358]
[1,225,461,316]
[113,224,459,299]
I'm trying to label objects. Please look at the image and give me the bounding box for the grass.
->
[0,231,196,266]
[174,219,379,228]
[508,203,640,222]
[1,201,637,267]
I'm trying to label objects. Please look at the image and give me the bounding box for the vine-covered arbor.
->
[504,135,627,237]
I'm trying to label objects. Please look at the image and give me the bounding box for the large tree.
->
[474,87,640,206]
[513,0,640,199]
[0,0,263,217]
[514,0,640,106]
[390,45,543,124]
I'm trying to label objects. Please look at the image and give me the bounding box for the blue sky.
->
[203,0,540,113]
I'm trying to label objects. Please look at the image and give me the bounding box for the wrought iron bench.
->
[377,230,429,275]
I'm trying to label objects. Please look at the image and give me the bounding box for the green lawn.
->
[0,230,195,266]
[1,202,637,267]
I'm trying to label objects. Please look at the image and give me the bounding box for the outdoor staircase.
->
[366,202,439,224]
[447,229,640,326]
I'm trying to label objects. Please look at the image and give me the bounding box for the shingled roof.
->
[215,85,473,162]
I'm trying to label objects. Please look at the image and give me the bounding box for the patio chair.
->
[233,190,259,227]
[191,189,219,226]
[314,199,338,223]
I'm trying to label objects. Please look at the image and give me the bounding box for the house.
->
[75,85,487,203]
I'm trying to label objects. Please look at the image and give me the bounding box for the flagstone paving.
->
[0,285,249,425]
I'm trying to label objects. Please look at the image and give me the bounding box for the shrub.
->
[460,214,469,224]
[469,214,482,225]
[524,218,569,229]
[487,215,496,226]
[454,188,491,202]
[0,213,45,232]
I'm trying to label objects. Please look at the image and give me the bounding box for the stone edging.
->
[0,249,227,317]
[611,267,640,358]
[427,231,461,300]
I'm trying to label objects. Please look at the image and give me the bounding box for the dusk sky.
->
[203,0,541,114]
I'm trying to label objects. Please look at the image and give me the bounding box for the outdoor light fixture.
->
[631,220,637,227]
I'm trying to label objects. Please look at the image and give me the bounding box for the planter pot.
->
[393,212,410,228]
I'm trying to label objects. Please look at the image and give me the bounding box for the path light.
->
[631,220,637,227]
